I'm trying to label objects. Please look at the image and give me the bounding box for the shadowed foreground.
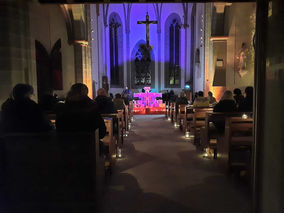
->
[98,115,250,213]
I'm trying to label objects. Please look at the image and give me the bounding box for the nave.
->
[98,115,250,213]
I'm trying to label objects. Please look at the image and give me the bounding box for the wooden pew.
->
[189,108,213,145]
[47,113,56,128]
[124,105,129,132]
[200,112,252,158]
[101,115,118,164]
[0,130,104,207]
[165,101,169,118]
[117,110,125,144]
[200,112,218,158]
[128,101,134,122]
[167,102,172,119]
[184,105,194,133]
[177,104,187,131]
[170,102,176,123]
[218,116,253,173]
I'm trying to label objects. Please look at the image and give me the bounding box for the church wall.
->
[161,3,191,94]
[0,1,33,105]
[129,4,157,92]
[185,4,193,85]
[203,3,255,101]
[99,7,105,89]
[91,3,193,95]
[90,5,99,97]
[225,3,256,91]
[107,6,125,91]
[29,3,75,99]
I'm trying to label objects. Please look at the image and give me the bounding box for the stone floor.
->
[98,115,251,213]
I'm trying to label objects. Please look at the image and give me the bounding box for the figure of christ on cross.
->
[137,12,158,47]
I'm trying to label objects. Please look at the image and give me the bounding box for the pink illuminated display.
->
[133,87,165,114]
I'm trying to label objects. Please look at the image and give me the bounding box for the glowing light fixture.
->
[203,147,214,158]
[242,114,248,119]
[117,148,122,158]
[185,131,190,138]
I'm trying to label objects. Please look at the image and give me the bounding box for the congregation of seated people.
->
[0,83,132,138]
[164,87,253,134]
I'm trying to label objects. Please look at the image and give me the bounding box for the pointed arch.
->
[109,12,123,87]
[165,13,182,88]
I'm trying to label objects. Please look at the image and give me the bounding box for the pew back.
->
[178,104,187,131]
[218,116,253,172]
[190,108,213,144]
[101,117,117,161]
[0,130,102,203]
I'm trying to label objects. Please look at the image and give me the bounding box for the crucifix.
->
[137,12,158,47]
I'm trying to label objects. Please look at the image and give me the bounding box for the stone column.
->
[72,4,93,97]
[74,43,84,83]
[126,33,131,89]
[157,32,161,91]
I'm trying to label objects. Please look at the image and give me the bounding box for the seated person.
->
[95,88,117,114]
[207,91,217,105]
[192,92,198,103]
[56,83,106,139]
[0,84,52,133]
[113,93,125,111]
[213,90,237,133]
[238,86,253,112]
[169,90,178,103]
[193,91,209,107]
[233,88,244,108]
[109,93,114,100]
[122,93,130,106]
[175,91,188,111]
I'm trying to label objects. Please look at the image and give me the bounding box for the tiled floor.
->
[98,115,251,213]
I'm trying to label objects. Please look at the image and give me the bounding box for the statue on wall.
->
[235,42,249,78]
[135,44,152,86]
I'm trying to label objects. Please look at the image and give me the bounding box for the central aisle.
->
[99,115,250,213]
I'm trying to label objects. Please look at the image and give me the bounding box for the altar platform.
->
[132,87,165,115]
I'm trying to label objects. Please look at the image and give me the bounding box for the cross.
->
[137,12,158,47]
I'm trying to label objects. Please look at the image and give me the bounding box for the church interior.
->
[0,0,283,213]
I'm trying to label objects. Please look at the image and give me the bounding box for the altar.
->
[133,87,165,115]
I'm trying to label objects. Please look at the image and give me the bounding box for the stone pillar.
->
[0,1,34,105]
[157,32,161,91]
[204,3,212,94]
[72,5,93,98]
[254,0,284,212]
[126,33,131,89]
[74,43,84,83]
